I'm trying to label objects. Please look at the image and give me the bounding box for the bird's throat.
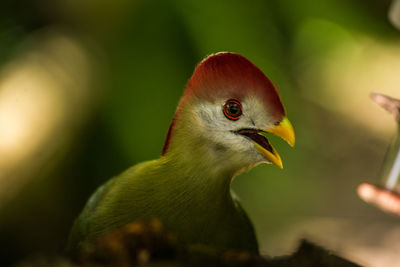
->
[156,154,257,252]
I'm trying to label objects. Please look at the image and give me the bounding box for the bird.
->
[67,52,295,255]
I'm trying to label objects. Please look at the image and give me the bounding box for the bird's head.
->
[162,52,294,172]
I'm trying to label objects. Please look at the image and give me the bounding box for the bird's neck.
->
[162,145,235,203]
[154,153,256,252]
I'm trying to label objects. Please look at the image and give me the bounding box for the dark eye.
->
[223,99,242,120]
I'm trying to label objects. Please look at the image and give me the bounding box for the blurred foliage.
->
[0,0,399,266]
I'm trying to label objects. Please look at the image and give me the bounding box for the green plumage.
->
[68,156,258,253]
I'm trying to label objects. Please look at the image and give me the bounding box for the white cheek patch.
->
[193,95,275,152]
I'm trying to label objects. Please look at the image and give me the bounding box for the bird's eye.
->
[223,99,242,120]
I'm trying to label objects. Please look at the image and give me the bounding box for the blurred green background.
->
[1,0,400,265]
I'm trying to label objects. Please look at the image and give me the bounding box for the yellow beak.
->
[255,117,295,169]
[266,117,295,147]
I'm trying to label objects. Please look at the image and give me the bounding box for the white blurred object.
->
[389,0,400,30]
[0,27,101,206]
